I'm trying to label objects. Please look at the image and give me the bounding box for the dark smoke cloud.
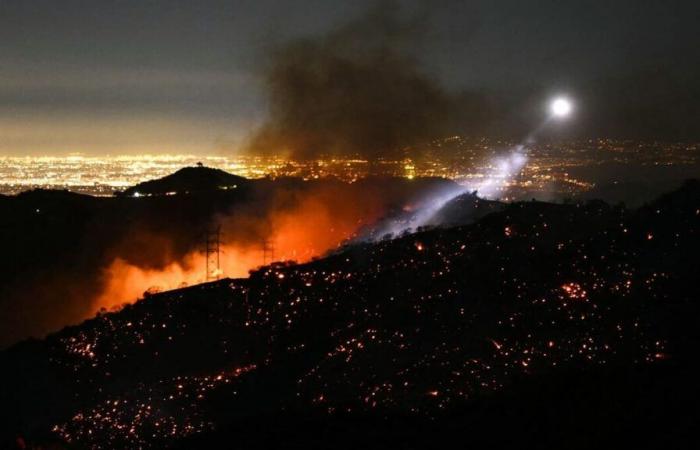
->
[247,2,464,160]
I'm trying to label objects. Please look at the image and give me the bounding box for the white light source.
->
[550,97,572,118]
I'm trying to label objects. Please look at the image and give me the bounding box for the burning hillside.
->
[1,180,699,448]
[0,168,461,347]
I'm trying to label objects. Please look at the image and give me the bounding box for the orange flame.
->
[93,188,384,313]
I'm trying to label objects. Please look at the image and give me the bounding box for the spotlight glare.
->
[551,97,572,118]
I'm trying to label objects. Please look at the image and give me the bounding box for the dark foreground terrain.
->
[1,180,699,449]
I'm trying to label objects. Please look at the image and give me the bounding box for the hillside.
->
[1,180,698,448]
[121,166,250,197]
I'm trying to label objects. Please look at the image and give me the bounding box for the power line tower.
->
[204,225,222,281]
[262,236,275,266]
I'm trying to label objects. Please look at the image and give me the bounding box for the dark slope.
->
[0,184,250,347]
[1,180,699,449]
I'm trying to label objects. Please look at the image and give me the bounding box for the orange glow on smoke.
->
[93,188,384,313]
[267,193,367,261]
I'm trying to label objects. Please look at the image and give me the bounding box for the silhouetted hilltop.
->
[121,166,249,197]
[1,180,698,449]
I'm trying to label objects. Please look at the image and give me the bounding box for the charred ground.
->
[1,180,698,448]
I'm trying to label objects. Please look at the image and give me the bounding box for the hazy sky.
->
[1,0,698,155]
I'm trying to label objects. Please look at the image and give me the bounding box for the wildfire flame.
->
[92,188,383,312]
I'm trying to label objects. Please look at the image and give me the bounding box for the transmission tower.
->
[204,225,222,281]
[262,236,275,265]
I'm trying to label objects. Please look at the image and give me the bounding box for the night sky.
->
[1,0,698,155]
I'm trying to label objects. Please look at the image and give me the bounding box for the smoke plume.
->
[247,3,456,159]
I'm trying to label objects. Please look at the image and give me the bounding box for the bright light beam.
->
[550,97,573,118]
[368,95,576,240]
